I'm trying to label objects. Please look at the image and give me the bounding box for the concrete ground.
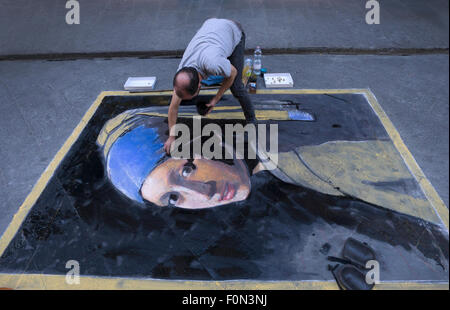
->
[0,1,448,248]
[0,0,448,57]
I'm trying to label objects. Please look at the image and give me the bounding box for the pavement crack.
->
[1,47,448,62]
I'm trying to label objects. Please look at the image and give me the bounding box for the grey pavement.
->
[0,0,449,267]
[0,0,449,58]
[0,54,448,237]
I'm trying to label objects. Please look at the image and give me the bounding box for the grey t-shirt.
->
[178,18,242,78]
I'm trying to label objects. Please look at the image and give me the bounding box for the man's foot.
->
[245,117,257,125]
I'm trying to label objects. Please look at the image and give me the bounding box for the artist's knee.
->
[230,84,246,98]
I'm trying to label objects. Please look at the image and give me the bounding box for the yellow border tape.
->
[0,89,447,290]
[363,90,449,230]
[0,273,448,290]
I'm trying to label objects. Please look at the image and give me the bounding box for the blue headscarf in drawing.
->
[106,124,165,203]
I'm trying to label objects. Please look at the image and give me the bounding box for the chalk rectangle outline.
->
[0,89,447,290]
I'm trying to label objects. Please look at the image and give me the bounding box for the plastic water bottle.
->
[253,46,262,76]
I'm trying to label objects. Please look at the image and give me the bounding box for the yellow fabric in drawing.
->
[271,140,438,223]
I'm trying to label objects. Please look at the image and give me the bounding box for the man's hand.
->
[164,136,176,154]
[205,97,219,115]
[165,90,182,154]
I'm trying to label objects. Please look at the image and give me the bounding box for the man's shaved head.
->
[173,67,200,99]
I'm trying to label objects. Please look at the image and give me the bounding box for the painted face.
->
[141,158,251,209]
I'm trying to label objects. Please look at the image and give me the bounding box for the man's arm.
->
[205,64,238,114]
[164,90,182,154]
